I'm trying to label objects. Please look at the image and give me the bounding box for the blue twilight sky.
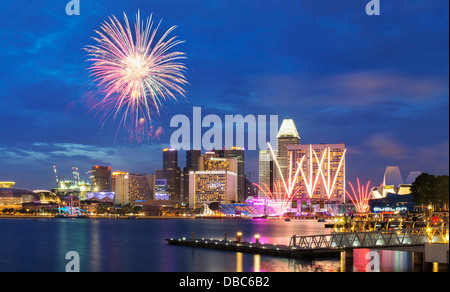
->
[0,0,448,190]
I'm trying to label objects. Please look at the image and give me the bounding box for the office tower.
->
[163,148,180,202]
[259,150,275,196]
[276,120,300,185]
[182,150,201,206]
[215,147,245,202]
[188,170,237,209]
[128,174,155,205]
[92,166,111,192]
[287,143,346,204]
[155,169,164,180]
[112,171,129,204]
[186,150,201,170]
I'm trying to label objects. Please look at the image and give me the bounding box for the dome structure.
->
[33,190,61,204]
[0,188,40,207]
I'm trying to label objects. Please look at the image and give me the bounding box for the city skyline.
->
[0,0,449,190]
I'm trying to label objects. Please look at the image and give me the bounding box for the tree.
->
[411,173,449,211]
[209,202,221,215]
[436,175,449,210]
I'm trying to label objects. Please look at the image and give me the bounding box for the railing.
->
[289,227,449,250]
[333,220,448,232]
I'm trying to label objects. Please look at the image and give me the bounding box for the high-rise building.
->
[182,150,202,206]
[92,166,111,192]
[163,148,181,203]
[198,154,238,174]
[287,143,346,204]
[215,147,245,202]
[128,174,155,205]
[259,150,275,196]
[186,150,201,170]
[188,170,237,209]
[276,119,300,185]
[112,171,129,205]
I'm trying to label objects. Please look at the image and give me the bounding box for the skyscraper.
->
[128,174,155,204]
[163,148,180,202]
[112,171,129,205]
[188,170,237,209]
[259,150,275,196]
[276,119,300,185]
[92,166,111,192]
[186,150,201,170]
[182,150,201,205]
[287,143,346,204]
[215,147,245,202]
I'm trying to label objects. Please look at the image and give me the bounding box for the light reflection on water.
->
[0,218,413,272]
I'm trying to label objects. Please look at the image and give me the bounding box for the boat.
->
[317,218,326,222]
[285,218,291,222]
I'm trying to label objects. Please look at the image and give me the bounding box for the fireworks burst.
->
[84,11,188,139]
[346,178,373,213]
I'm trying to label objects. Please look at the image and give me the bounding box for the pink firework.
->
[346,178,373,213]
[84,11,188,137]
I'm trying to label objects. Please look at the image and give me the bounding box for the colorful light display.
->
[253,143,303,216]
[346,178,372,213]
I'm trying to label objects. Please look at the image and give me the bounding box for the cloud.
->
[363,133,408,159]
[249,70,449,108]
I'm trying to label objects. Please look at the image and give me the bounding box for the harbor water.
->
[0,218,413,272]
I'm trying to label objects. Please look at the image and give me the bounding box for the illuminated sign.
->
[373,207,408,212]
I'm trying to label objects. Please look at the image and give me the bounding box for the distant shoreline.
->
[0,215,326,221]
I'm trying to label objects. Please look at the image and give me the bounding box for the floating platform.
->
[166,238,342,259]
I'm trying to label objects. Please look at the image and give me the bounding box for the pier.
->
[167,226,449,271]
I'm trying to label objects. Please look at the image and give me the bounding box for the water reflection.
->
[0,219,416,272]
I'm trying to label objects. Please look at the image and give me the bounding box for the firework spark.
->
[84,11,188,138]
[253,142,303,217]
[346,178,373,213]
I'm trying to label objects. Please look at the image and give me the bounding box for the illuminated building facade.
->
[0,188,39,209]
[163,148,181,202]
[371,167,421,198]
[52,179,91,200]
[199,155,238,173]
[287,143,347,204]
[112,171,129,205]
[215,147,245,202]
[259,150,275,196]
[0,182,15,188]
[92,166,111,192]
[128,174,155,204]
[188,170,237,209]
[155,179,170,200]
[276,119,300,186]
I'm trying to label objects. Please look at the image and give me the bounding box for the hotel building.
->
[287,143,347,204]
[112,171,129,205]
[188,170,237,209]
